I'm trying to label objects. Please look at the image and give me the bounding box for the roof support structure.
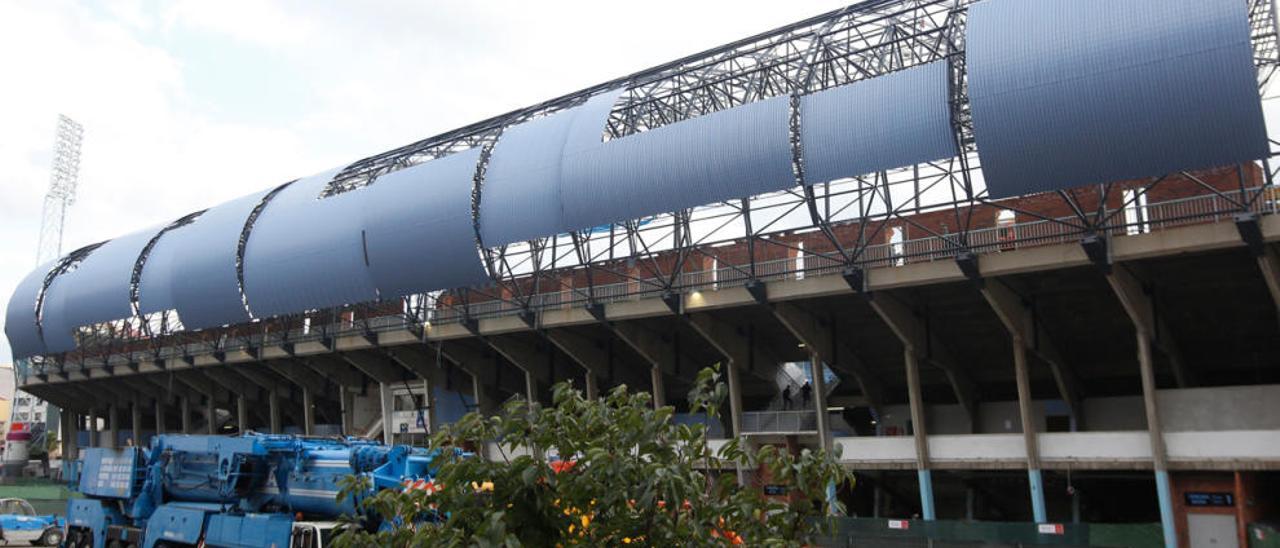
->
[867,292,978,428]
[979,278,1083,426]
[1105,265,1195,387]
[770,299,886,412]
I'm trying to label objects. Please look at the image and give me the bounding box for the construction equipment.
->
[64,433,451,548]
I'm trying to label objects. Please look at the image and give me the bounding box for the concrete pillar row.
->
[268,390,282,434]
[106,405,119,449]
[180,397,192,435]
[1012,335,1048,523]
[650,366,666,409]
[130,403,143,447]
[302,387,316,436]
[725,360,746,487]
[903,346,936,521]
[340,386,355,436]
[237,397,248,434]
[154,400,166,436]
[379,382,395,445]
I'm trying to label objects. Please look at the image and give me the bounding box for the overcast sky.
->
[0,1,858,361]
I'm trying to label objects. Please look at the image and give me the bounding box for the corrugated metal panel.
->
[4,262,53,359]
[242,167,377,319]
[801,61,956,185]
[148,190,270,330]
[361,148,489,297]
[40,229,161,353]
[967,0,1268,198]
[479,107,578,246]
[560,94,793,232]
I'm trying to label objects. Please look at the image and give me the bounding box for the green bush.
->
[334,365,852,547]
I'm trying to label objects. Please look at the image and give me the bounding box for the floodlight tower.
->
[7,115,83,474]
[36,114,84,264]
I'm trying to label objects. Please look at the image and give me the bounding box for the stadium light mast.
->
[36,114,84,265]
[6,115,83,476]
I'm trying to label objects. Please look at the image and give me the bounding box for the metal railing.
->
[31,185,1275,378]
[741,410,819,435]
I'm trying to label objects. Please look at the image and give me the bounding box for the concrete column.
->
[205,395,216,435]
[379,382,395,445]
[61,412,79,479]
[1013,336,1047,523]
[268,390,282,434]
[810,354,830,450]
[1138,332,1176,548]
[340,387,354,436]
[180,397,192,434]
[423,375,439,434]
[650,366,666,409]
[131,403,143,447]
[87,412,98,448]
[965,487,976,521]
[236,397,248,433]
[725,362,744,438]
[154,400,166,435]
[904,347,936,520]
[524,372,539,405]
[725,361,746,486]
[302,387,315,436]
[106,405,118,449]
[470,376,496,416]
[584,373,599,400]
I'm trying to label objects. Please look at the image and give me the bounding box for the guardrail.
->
[31,185,1275,376]
[741,410,819,435]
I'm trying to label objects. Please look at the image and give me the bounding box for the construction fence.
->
[819,517,1165,547]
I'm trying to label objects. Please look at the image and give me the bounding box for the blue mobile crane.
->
[64,433,448,548]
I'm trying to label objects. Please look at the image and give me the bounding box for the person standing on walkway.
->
[801,380,813,408]
[782,385,793,410]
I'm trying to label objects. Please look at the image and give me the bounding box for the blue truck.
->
[64,433,448,548]
[0,498,64,545]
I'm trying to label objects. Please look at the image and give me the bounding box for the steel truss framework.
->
[22,0,1280,380]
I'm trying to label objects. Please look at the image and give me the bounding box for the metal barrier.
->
[35,185,1276,375]
[741,410,819,435]
[819,517,1164,547]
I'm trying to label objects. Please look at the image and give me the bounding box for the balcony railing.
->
[30,185,1275,378]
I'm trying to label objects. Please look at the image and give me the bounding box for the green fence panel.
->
[1251,523,1280,548]
[821,518,1165,547]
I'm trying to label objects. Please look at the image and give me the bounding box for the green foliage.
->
[333,365,853,547]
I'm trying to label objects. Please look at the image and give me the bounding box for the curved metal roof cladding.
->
[6,0,1270,360]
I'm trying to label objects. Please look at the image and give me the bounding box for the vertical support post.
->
[302,387,315,436]
[154,401,165,435]
[180,397,191,434]
[651,366,666,409]
[872,485,882,519]
[424,375,439,434]
[379,382,394,445]
[725,361,746,486]
[1139,333,1177,548]
[810,353,830,449]
[87,411,98,448]
[524,371,539,405]
[905,347,936,520]
[205,394,215,435]
[268,390,282,434]
[584,372,599,400]
[106,405,118,449]
[130,403,143,447]
[1013,336,1048,523]
[61,412,78,480]
[966,487,976,521]
[470,375,495,416]
[236,397,248,433]
[340,387,354,436]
